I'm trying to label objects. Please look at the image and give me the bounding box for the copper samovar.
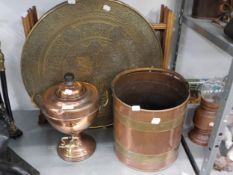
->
[40,72,99,161]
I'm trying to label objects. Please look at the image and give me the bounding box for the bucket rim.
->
[111,67,190,112]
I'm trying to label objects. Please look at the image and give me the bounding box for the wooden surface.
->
[152,5,175,69]
[21,6,38,37]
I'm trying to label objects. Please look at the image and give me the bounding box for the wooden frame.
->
[21,6,38,37]
[152,5,175,69]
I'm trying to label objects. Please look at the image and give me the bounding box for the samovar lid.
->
[41,72,99,120]
[56,73,86,100]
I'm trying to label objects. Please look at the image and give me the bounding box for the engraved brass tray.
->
[21,0,162,127]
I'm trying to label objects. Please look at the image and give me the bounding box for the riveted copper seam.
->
[115,109,184,132]
[115,140,179,164]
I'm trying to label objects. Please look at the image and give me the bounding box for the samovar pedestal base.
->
[188,127,209,146]
[57,133,96,162]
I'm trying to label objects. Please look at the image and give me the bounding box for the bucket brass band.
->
[115,140,179,164]
[112,68,190,171]
[114,109,185,132]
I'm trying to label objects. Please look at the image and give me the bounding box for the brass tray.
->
[21,0,162,127]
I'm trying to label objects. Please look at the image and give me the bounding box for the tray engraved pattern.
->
[21,0,162,127]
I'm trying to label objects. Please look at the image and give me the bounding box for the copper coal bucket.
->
[112,68,190,171]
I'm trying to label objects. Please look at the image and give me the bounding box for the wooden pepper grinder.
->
[189,98,219,146]
[189,79,224,146]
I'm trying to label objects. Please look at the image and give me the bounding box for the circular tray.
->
[21,0,162,127]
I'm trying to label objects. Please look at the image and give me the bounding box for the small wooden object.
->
[152,5,175,69]
[189,98,219,146]
[21,6,38,37]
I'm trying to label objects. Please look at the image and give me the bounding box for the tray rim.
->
[20,0,163,104]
